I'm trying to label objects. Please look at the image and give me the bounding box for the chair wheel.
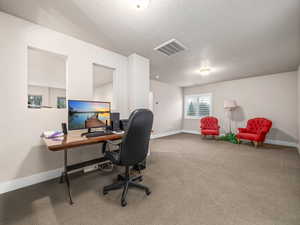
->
[145,189,151,196]
[121,199,127,207]
[103,190,108,195]
[138,177,143,182]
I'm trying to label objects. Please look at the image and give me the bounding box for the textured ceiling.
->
[1,0,299,87]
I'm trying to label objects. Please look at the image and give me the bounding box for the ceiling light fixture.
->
[133,0,150,9]
[199,60,213,76]
[199,67,212,76]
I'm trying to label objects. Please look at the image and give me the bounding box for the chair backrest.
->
[119,109,153,166]
[200,116,219,129]
[246,118,272,134]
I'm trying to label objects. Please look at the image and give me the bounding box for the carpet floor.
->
[1,133,300,225]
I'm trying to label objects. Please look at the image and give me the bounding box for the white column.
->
[128,53,150,112]
[297,65,300,154]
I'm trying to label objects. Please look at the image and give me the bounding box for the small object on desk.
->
[52,137,65,142]
[41,131,64,139]
[61,123,68,135]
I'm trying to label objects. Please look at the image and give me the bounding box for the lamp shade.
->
[224,100,237,109]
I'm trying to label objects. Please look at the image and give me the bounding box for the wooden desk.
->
[43,130,123,204]
[43,130,122,151]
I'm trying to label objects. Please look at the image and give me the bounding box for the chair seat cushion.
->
[201,129,219,135]
[236,133,260,141]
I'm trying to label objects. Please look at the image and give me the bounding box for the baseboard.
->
[265,139,298,148]
[151,130,182,139]
[181,130,298,148]
[181,130,200,135]
[0,168,62,195]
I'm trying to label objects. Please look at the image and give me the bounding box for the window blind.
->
[185,94,212,119]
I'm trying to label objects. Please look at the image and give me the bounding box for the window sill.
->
[184,117,206,120]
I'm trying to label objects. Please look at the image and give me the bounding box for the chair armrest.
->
[238,128,249,133]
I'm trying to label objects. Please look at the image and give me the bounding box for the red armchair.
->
[236,118,272,147]
[200,117,220,137]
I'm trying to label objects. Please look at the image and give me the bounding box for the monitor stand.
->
[81,126,110,137]
[81,128,93,137]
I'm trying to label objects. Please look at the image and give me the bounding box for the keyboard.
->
[85,131,112,138]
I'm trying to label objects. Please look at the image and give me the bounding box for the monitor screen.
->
[68,100,110,130]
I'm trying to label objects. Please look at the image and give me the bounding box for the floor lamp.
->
[224,100,237,134]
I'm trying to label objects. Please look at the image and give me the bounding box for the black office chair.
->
[103,109,153,207]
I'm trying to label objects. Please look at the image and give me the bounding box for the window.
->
[184,94,212,119]
[57,97,66,109]
[28,95,42,108]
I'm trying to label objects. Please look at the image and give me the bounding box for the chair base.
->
[201,134,218,139]
[237,138,263,148]
[103,167,151,207]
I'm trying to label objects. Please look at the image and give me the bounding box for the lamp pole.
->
[229,109,232,134]
[224,100,237,134]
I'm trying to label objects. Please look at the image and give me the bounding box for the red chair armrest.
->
[238,128,249,133]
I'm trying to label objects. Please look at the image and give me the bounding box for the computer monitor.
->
[68,100,110,130]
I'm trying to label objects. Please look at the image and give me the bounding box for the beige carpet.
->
[1,133,300,225]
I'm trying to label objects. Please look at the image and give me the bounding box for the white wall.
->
[298,66,300,151]
[128,54,150,111]
[28,47,66,89]
[93,82,113,105]
[0,12,130,184]
[150,80,183,136]
[183,71,298,144]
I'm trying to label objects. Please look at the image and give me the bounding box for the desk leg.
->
[59,172,64,184]
[62,149,73,205]
[102,141,107,154]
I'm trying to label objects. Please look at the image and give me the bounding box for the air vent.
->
[154,39,186,56]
